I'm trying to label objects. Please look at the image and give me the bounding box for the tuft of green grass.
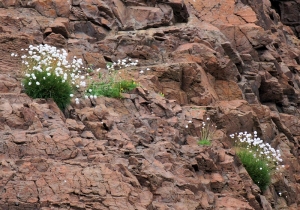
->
[88,79,137,98]
[236,148,271,191]
[196,116,216,146]
[230,131,283,192]
[197,139,211,146]
[23,70,73,110]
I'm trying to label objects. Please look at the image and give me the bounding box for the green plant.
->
[86,58,138,98]
[158,92,165,97]
[88,79,137,98]
[197,116,216,146]
[236,148,271,191]
[17,44,86,110]
[230,131,283,192]
[23,70,72,110]
[198,139,211,146]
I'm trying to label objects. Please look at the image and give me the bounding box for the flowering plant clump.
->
[17,44,87,110]
[197,116,217,146]
[230,131,283,191]
[85,58,140,99]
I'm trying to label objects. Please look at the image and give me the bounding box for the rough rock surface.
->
[1,0,300,209]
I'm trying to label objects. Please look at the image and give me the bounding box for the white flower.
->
[147,68,150,71]
[93,95,97,99]
[89,89,92,92]
[43,77,46,80]
[80,81,86,87]
[47,72,51,76]
[36,81,40,85]
[28,82,32,85]
[11,53,15,57]
[140,70,144,74]
[84,95,89,99]
[75,98,79,104]
[185,125,188,128]
[188,120,192,124]
[70,94,74,97]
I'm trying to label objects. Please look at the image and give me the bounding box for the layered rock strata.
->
[0,0,300,209]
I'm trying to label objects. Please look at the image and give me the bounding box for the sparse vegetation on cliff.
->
[16,44,87,110]
[86,59,138,98]
[231,131,283,191]
[197,116,216,146]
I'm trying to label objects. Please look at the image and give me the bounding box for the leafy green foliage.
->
[88,79,137,98]
[23,70,72,110]
[230,131,283,192]
[236,148,271,191]
[197,139,211,146]
[18,44,88,111]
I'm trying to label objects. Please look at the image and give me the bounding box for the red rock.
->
[32,0,57,18]
[53,0,71,17]
[49,17,70,38]
[215,80,243,100]
[216,196,253,209]
[43,32,67,48]
[1,0,300,209]
[124,6,174,30]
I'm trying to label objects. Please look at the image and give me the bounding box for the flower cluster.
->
[20,44,86,88]
[106,58,138,70]
[229,131,284,191]
[199,117,217,144]
[85,58,139,99]
[15,44,143,108]
[230,131,283,169]
[14,44,90,110]
[186,116,217,146]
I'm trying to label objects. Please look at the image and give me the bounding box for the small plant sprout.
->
[159,92,165,97]
[230,131,283,191]
[197,116,217,146]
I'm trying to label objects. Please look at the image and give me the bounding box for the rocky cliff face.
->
[0,0,300,209]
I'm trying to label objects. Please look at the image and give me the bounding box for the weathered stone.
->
[215,80,243,100]
[49,17,70,38]
[1,0,300,209]
[216,196,253,210]
[72,21,108,41]
[43,32,67,48]
[123,5,174,30]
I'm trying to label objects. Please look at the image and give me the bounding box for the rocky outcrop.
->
[1,0,300,209]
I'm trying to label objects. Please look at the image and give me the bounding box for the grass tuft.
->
[23,71,72,110]
[197,139,211,146]
[236,148,271,191]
